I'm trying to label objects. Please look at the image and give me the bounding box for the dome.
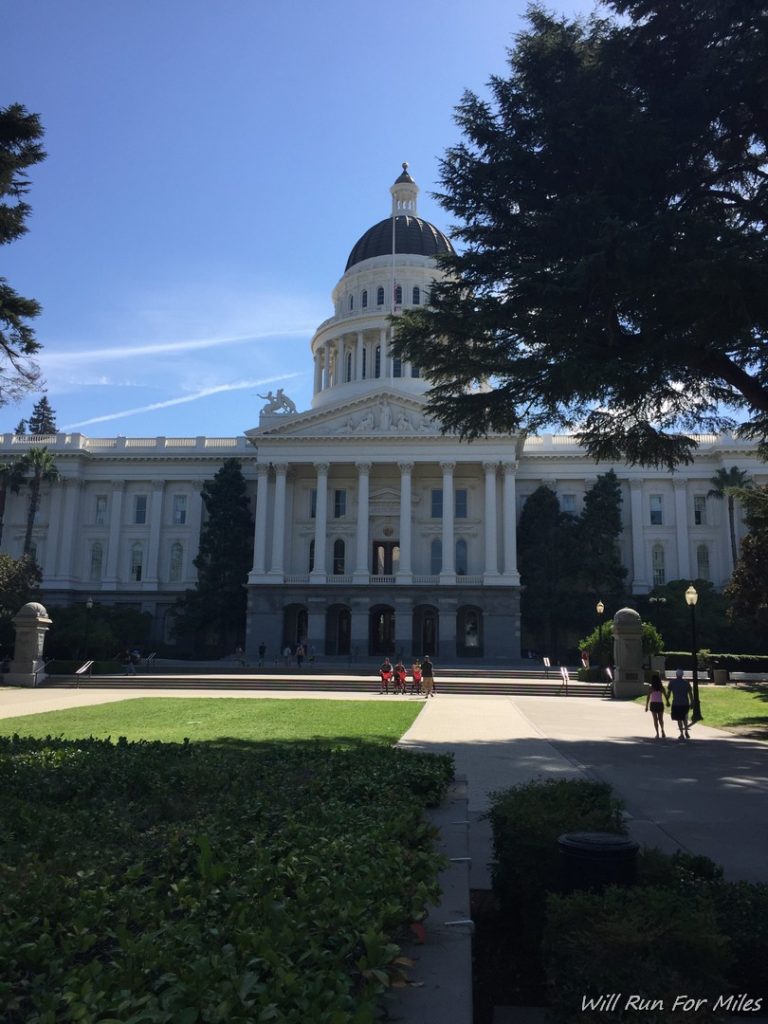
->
[345,215,454,271]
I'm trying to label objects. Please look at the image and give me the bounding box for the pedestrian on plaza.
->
[121,647,137,676]
[379,657,393,693]
[410,660,422,694]
[668,668,693,740]
[257,641,266,668]
[283,644,292,666]
[296,643,305,669]
[393,659,407,693]
[421,655,435,698]
[645,671,670,739]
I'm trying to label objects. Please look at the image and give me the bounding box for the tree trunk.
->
[24,477,41,555]
[727,493,738,570]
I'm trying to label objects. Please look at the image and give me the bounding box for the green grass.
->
[635,684,768,731]
[0,696,423,745]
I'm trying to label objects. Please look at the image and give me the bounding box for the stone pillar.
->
[501,462,520,584]
[437,595,458,660]
[380,328,388,378]
[397,461,413,582]
[612,607,645,697]
[335,337,344,386]
[440,462,456,582]
[42,479,65,580]
[355,331,364,381]
[354,461,370,580]
[144,481,165,586]
[395,595,413,659]
[269,463,288,578]
[483,461,499,579]
[350,597,369,661]
[57,479,83,582]
[313,352,323,394]
[5,602,52,687]
[323,343,331,389]
[249,464,269,580]
[306,598,326,656]
[310,462,329,582]
[674,480,691,579]
[104,482,125,585]
[629,481,649,591]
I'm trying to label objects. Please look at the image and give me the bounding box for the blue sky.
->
[5,0,595,437]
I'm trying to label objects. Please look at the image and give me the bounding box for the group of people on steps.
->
[378,656,435,697]
[645,668,694,740]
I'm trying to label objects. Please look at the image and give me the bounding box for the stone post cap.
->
[13,601,52,624]
[613,607,641,626]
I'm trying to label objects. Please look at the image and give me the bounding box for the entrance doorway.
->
[413,605,438,657]
[369,605,395,655]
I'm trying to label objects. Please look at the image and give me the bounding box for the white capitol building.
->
[0,166,764,661]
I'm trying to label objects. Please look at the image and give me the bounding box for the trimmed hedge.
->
[662,651,768,673]
[0,735,454,1023]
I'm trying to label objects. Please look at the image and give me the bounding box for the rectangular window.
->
[431,489,443,519]
[693,495,707,526]
[95,494,108,526]
[455,488,468,519]
[310,489,317,519]
[130,544,144,582]
[561,494,576,514]
[334,488,346,518]
[172,494,187,525]
[649,495,663,526]
[134,494,148,525]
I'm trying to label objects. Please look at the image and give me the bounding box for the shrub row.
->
[662,651,768,672]
[488,779,768,1022]
[0,735,454,1023]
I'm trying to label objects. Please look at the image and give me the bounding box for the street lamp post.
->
[84,596,93,674]
[685,585,703,723]
[596,600,605,675]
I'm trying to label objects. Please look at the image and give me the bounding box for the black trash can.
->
[558,831,639,892]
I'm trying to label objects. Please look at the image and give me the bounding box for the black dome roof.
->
[345,215,453,271]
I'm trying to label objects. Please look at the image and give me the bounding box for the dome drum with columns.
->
[0,165,764,662]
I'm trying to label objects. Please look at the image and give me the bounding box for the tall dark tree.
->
[0,456,26,546]
[724,485,768,633]
[14,419,26,435]
[0,104,45,405]
[393,2,768,468]
[708,466,753,572]
[27,396,57,435]
[175,459,254,655]
[19,446,59,556]
[576,471,627,601]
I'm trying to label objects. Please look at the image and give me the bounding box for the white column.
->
[336,338,345,385]
[310,462,329,582]
[354,461,370,580]
[58,478,82,582]
[674,480,691,579]
[439,461,455,582]
[397,461,413,581]
[269,463,288,577]
[145,481,165,586]
[380,327,389,378]
[104,482,125,585]
[42,479,66,580]
[483,462,499,578]
[249,465,269,579]
[313,352,323,394]
[501,462,520,583]
[629,480,649,591]
[323,343,331,389]
[355,332,364,381]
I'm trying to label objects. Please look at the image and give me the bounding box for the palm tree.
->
[20,447,60,557]
[708,467,753,570]
[0,457,27,548]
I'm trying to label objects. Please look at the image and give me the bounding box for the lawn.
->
[634,683,768,734]
[0,696,424,745]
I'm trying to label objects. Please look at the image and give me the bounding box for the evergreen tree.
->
[14,419,26,435]
[576,471,628,606]
[0,104,46,405]
[0,456,26,546]
[724,485,768,633]
[27,396,57,434]
[175,459,254,655]
[393,2,768,468]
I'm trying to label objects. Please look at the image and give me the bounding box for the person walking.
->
[645,671,670,739]
[257,641,266,668]
[421,655,435,698]
[379,657,393,694]
[410,660,422,695]
[296,643,305,669]
[393,659,407,694]
[668,668,693,740]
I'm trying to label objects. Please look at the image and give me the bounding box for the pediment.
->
[245,390,444,439]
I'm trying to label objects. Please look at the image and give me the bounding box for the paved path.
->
[2,686,766,881]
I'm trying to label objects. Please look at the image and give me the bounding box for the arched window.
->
[696,544,710,580]
[362,289,368,308]
[412,285,420,304]
[349,294,354,310]
[346,352,352,382]
[169,541,183,582]
[90,541,103,582]
[377,286,384,306]
[333,539,345,575]
[308,539,315,573]
[130,541,144,582]
[394,284,402,304]
[455,538,468,576]
[651,544,665,587]
[430,538,442,575]
[374,345,381,378]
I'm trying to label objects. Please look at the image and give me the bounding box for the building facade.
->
[0,166,764,660]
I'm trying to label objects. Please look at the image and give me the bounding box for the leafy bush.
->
[488,779,624,920]
[579,620,663,660]
[0,735,453,1023]
[662,651,768,673]
[544,887,731,1023]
